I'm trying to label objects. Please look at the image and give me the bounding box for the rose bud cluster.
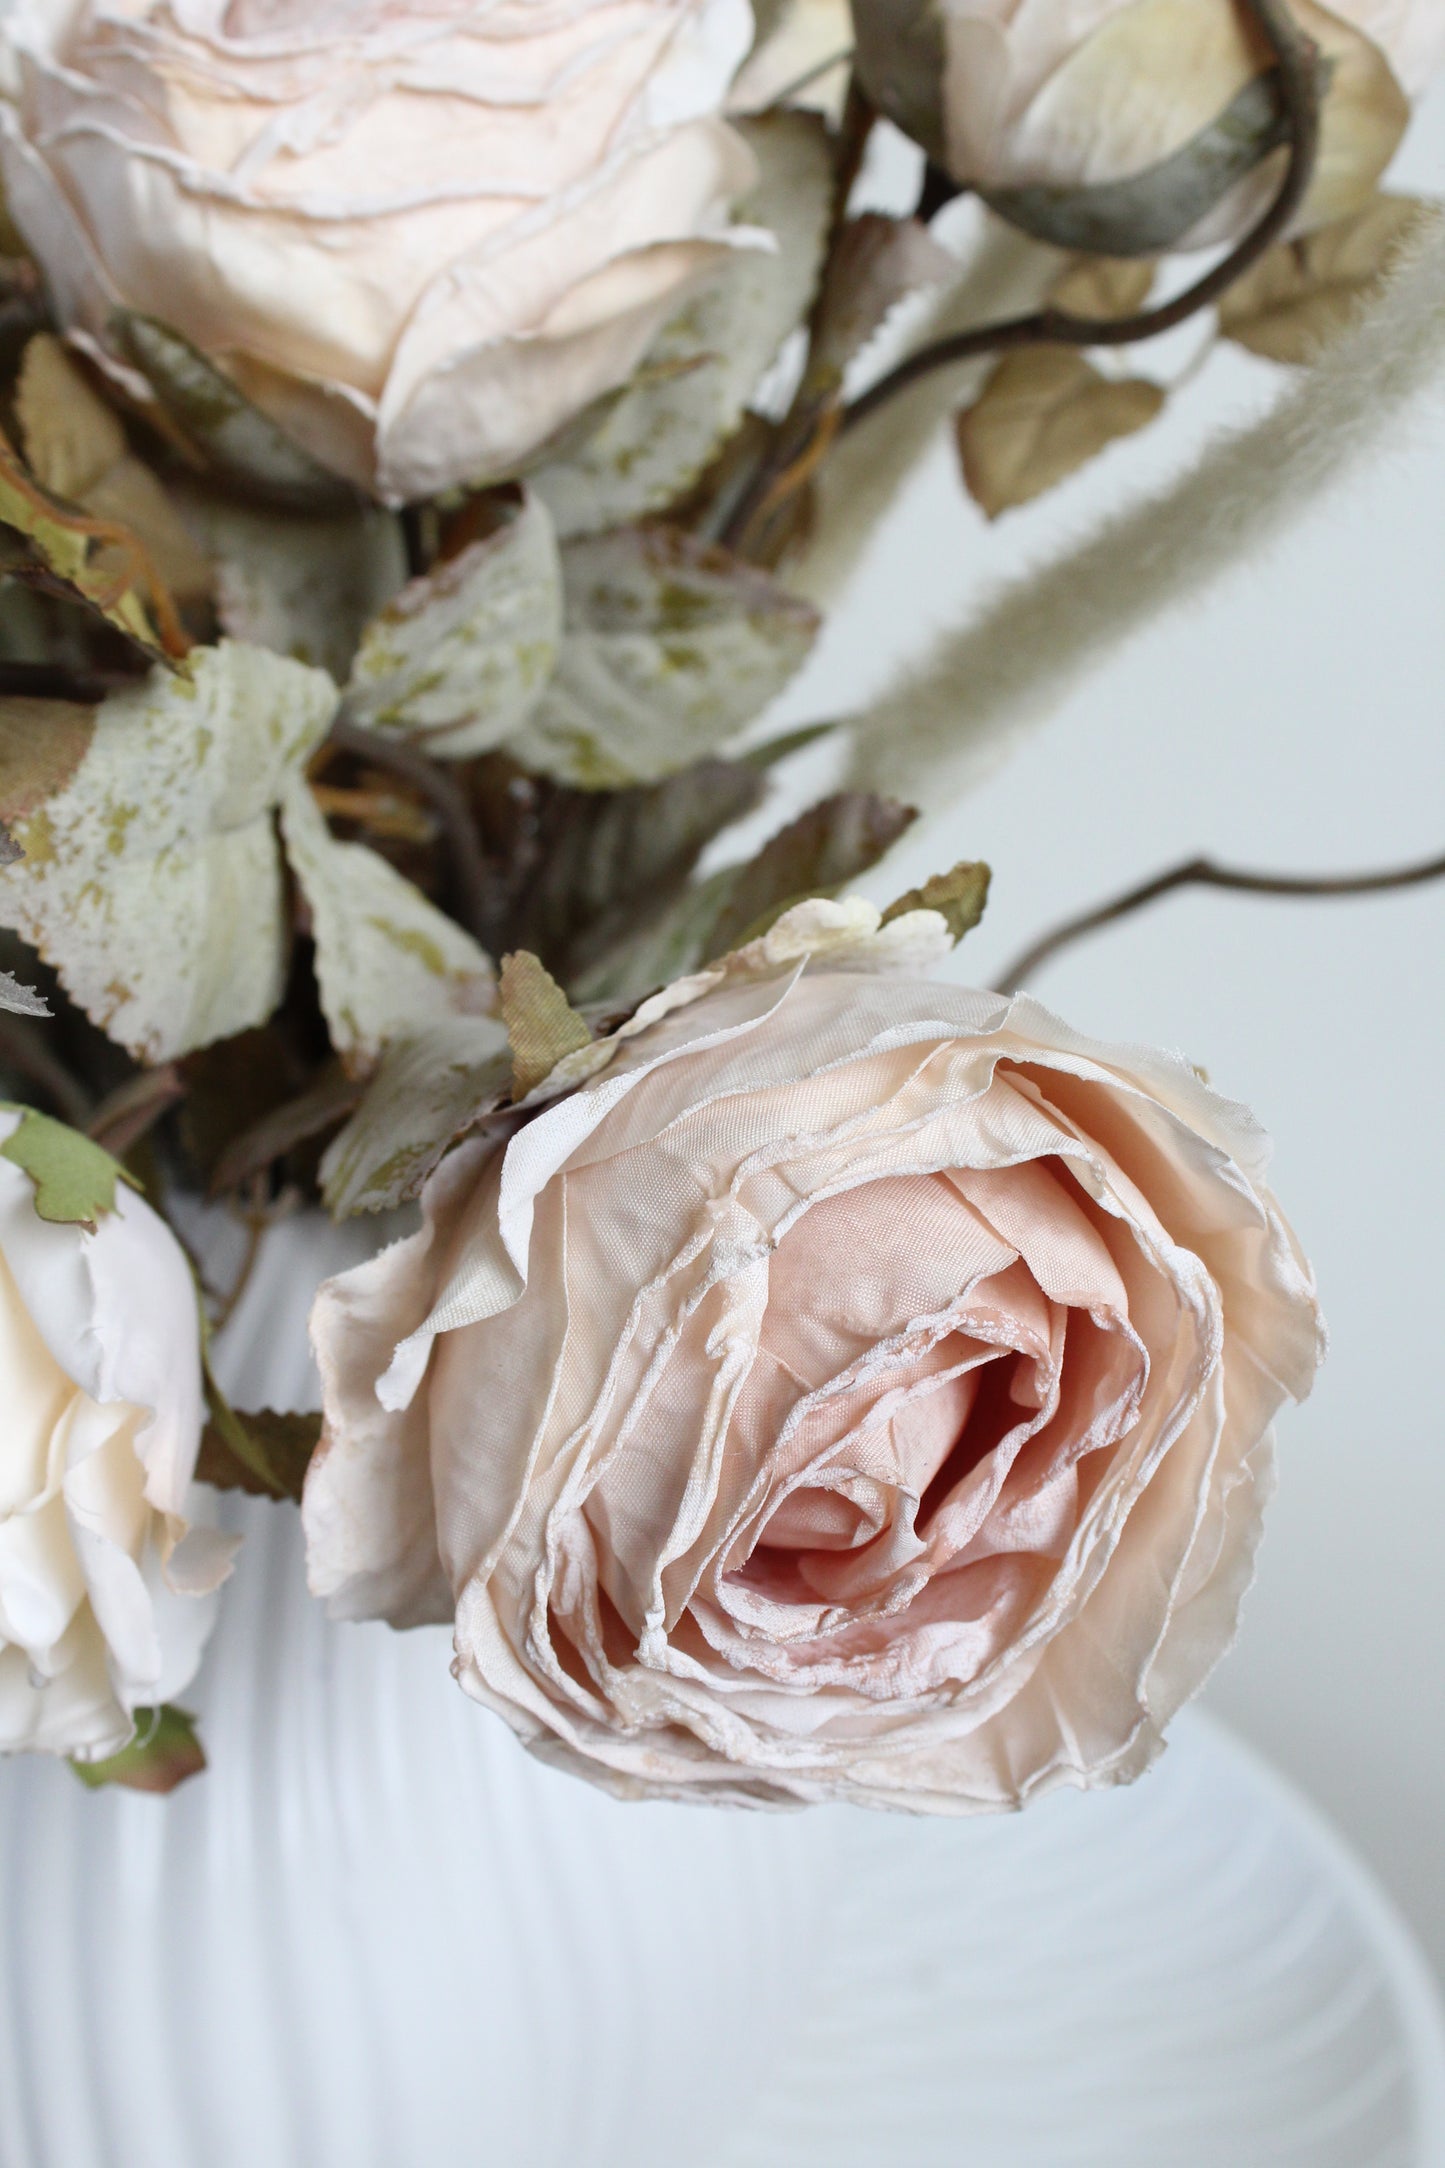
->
[304,921,1324,1811]
[0,0,759,502]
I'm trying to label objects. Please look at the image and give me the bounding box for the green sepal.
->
[71,1705,206,1795]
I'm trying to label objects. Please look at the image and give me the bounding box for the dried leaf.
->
[15,335,210,608]
[532,112,834,537]
[511,525,818,788]
[0,643,338,1062]
[499,950,592,1099]
[345,492,562,755]
[207,1063,363,1197]
[0,969,47,1015]
[957,349,1165,517]
[1219,194,1439,362]
[0,696,96,825]
[112,312,355,511]
[196,1407,322,1502]
[0,1102,137,1230]
[812,216,958,379]
[1050,257,1156,319]
[0,421,184,661]
[320,1015,512,1217]
[707,792,918,956]
[881,860,992,943]
[279,780,496,1070]
[71,1704,206,1795]
[190,494,406,681]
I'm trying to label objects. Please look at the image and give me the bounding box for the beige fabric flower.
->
[304,940,1322,1810]
[0,1111,229,1760]
[0,0,758,500]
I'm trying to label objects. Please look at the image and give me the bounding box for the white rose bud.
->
[0,0,759,502]
[0,1107,229,1761]
[852,0,1445,255]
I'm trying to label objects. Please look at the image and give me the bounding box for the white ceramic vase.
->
[0,1213,833,2168]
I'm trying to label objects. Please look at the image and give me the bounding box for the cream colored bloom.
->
[304,945,1323,1810]
[0,1111,229,1759]
[855,0,1443,251]
[0,0,758,501]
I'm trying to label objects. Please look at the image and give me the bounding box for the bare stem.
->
[0,1017,93,1126]
[995,848,1445,993]
[328,716,494,945]
[842,0,1320,436]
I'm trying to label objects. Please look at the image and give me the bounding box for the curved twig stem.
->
[327,716,493,945]
[843,0,1320,437]
[995,848,1445,993]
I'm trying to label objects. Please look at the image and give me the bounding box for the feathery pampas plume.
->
[844,216,1445,808]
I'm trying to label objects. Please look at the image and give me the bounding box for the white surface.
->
[1,1217,1440,2168]
[760,85,1445,1984]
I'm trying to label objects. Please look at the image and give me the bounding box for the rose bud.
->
[303,938,1323,1810]
[0,1107,229,1762]
[0,0,758,502]
[851,0,1444,256]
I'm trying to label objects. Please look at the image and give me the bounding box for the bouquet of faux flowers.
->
[0,0,1438,1803]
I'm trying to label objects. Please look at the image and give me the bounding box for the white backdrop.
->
[761,84,1445,1979]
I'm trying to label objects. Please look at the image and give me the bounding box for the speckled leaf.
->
[510,526,819,788]
[344,492,562,756]
[320,1015,512,1217]
[0,643,339,1062]
[532,112,834,538]
[112,312,354,511]
[957,349,1165,517]
[1219,194,1438,362]
[279,779,496,1070]
[191,494,407,682]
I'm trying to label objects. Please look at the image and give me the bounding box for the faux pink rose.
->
[853,0,1443,254]
[303,927,1323,1809]
[0,0,758,500]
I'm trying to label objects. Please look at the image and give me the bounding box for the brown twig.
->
[86,1063,185,1157]
[328,715,493,943]
[994,847,1445,993]
[0,1015,92,1126]
[842,0,1321,437]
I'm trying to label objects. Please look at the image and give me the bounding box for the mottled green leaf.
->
[532,112,834,537]
[0,643,339,1062]
[345,492,562,756]
[320,1015,512,1217]
[881,859,991,943]
[280,780,496,1069]
[498,950,591,1099]
[190,493,407,681]
[511,525,818,788]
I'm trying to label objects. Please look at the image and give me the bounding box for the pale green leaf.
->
[0,1102,136,1229]
[532,112,834,538]
[279,780,496,1069]
[510,525,819,788]
[320,1015,512,1217]
[0,642,338,1061]
[344,492,562,756]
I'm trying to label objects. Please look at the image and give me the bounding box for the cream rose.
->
[0,0,757,501]
[0,1109,228,1760]
[303,944,1323,1810]
[853,0,1444,253]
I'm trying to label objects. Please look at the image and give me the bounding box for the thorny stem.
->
[327,715,493,944]
[841,0,1321,436]
[994,848,1445,994]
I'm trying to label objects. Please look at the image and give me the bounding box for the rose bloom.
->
[0,0,757,501]
[304,951,1323,1809]
[853,0,1445,252]
[0,1111,228,1759]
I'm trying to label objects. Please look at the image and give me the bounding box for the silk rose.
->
[303,924,1323,1810]
[0,1109,229,1761]
[852,0,1445,255]
[0,0,758,501]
